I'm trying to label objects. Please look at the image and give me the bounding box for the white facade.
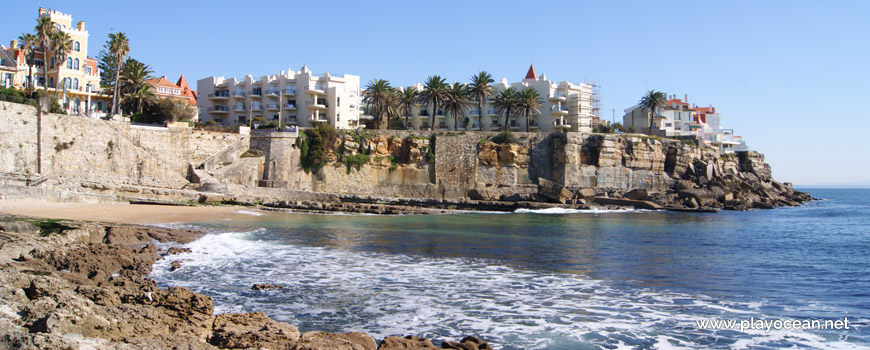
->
[197,65,361,129]
[403,66,596,133]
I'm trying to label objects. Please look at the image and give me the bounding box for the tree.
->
[639,90,667,133]
[418,75,448,130]
[444,82,472,130]
[361,79,398,130]
[35,16,54,91]
[50,30,73,97]
[468,71,494,132]
[108,32,130,116]
[397,86,418,130]
[517,87,543,132]
[492,87,520,132]
[17,33,37,91]
[119,58,154,113]
[96,45,117,92]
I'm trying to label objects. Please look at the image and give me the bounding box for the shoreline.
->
[0,214,494,350]
[0,199,259,225]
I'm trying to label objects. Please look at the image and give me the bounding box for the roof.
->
[146,76,180,88]
[525,65,537,80]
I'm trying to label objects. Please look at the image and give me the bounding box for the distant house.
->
[0,45,17,88]
[146,75,198,120]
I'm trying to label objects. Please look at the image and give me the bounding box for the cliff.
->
[0,101,810,212]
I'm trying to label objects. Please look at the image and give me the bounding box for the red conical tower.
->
[524,65,537,80]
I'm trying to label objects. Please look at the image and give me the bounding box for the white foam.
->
[514,207,641,214]
[234,209,264,216]
[151,229,866,350]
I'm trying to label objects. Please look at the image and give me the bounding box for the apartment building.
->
[197,65,361,129]
[4,8,109,115]
[402,65,597,133]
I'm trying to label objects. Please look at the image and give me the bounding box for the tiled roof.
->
[525,65,537,80]
[147,76,179,88]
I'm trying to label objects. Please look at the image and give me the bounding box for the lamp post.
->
[62,81,69,115]
[86,83,92,117]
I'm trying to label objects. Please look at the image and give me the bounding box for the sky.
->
[3,0,868,187]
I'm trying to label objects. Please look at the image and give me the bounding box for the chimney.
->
[39,7,47,16]
[76,21,86,31]
[684,94,688,103]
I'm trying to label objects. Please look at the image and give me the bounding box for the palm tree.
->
[397,86,418,130]
[418,75,448,130]
[35,16,54,91]
[124,84,156,114]
[468,71,494,131]
[50,30,73,97]
[361,79,398,129]
[638,90,667,133]
[108,32,130,116]
[119,58,154,113]
[517,87,543,132]
[492,87,520,132]
[444,83,473,130]
[17,33,38,91]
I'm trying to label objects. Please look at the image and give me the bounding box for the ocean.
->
[150,188,869,349]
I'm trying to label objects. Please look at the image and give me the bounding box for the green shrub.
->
[490,131,518,144]
[298,123,337,173]
[240,149,264,158]
[343,153,370,173]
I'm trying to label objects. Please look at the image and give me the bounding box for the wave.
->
[150,230,863,349]
[514,207,643,214]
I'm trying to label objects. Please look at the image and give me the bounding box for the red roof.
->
[525,65,537,80]
[692,106,716,123]
[147,76,179,88]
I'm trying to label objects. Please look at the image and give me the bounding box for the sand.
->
[0,199,264,224]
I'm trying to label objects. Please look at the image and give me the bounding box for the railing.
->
[283,88,296,94]
[266,89,280,95]
[251,105,264,111]
[285,104,296,109]
[234,91,246,97]
[207,106,229,112]
[552,92,566,98]
[250,90,262,96]
[208,92,230,98]
[529,121,539,127]
[306,101,328,107]
[234,106,246,111]
[286,118,298,124]
[267,104,280,109]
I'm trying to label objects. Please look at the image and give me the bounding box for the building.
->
[197,65,361,129]
[0,45,17,88]
[400,65,597,133]
[622,94,748,153]
[4,8,110,116]
[146,75,197,105]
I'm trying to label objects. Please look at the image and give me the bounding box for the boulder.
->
[210,312,300,349]
[377,335,438,349]
[622,188,649,201]
[537,178,573,204]
[467,188,499,201]
[293,331,376,350]
[441,335,493,350]
[477,142,498,166]
[251,283,283,291]
[576,187,597,200]
[167,247,192,255]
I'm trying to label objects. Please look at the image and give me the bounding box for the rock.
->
[441,335,494,350]
[476,142,498,166]
[210,312,301,349]
[537,178,573,204]
[678,188,711,203]
[170,260,184,271]
[167,247,192,255]
[467,188,498,201]
[196,182,229,194]
[576,187,597,200]
[251,283,283,291]
[684,197,699,209]
[377,335,438,349]
[593,197,662,210]
[622,188,649,201]
[293,331,377,350]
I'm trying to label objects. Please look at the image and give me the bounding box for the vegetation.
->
[240,149,264,158]
[517,87,543,132]
[343,153,370,173]
[27,218,76,237]
[444,83,473,130]
[490,131,519,144]
[35,16,53,93]
[16,33,37,92]
[680,138,699,147]
[419,76,448,130]
[297,123,337,173]
[108,32,130,116]
[468,71,494,132]
[639,90,667,131]
[492,88,520,131]
[119,58,154,113]
[593,122,625,134]
[362,79,399,130]
[397,86,418,130]
[50,31,73,97]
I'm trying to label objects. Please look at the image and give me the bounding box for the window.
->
[0,58,5,65]
[272,114,279,120]
[48,77,55,88]
[66,57,72,69]
[49,57,54,69]
[73,78,79,90]
[85,66,92,75]
[73,41,80,52]
[337,97,340,107]
[63,77,71,89]
[237,116,247,124]
[34,59,43,68]
[74,58,79,70]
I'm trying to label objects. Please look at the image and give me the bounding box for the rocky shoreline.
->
[0,215,493,350]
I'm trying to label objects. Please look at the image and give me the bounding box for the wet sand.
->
[0,199,264,224]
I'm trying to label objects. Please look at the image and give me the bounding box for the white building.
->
[403,65,598,133]
[197,65,361,129]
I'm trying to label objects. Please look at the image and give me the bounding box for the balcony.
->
[266,89,280,97]
[234,105,246,112]
[529,121,539,129]
[207,106,229,113]
[470,109,481,116]
[549,91,567,102]
[283,88,296,96]
[233,92,246,98]
[285,118,298,125]
[284,104,297,110]
[250,90,263,97]
[207,92,229,100]
[306,101,327,109]
[308,114,328,122]
[304,85,326,95]
[553,118,571,128]
[550,106,569,116]
[251,105,264,112]
[267,103,280,111]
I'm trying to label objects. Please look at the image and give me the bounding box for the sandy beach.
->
[0,199,263,224]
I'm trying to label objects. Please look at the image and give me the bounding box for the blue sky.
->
[4,1,869,186]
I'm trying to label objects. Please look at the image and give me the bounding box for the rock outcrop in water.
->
[0,216,493,350]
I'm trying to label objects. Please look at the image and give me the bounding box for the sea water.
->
[150,189,869,349]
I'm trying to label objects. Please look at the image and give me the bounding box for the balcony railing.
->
[234,106,246,111]
[208,92,230,98]
[266,89,280,96]
[207,106,229,112]
[251,105,264,111]
[233,91,246,98]
[285,104,297,109]
[283,88,296,95]
[306,101,328,108]
[250,90,263,96]
[267,103,280,110]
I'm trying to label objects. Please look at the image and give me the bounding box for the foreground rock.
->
[0,216,494,350]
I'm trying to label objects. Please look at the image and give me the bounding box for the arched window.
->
[66,57,72,69]
[73,78,79,90]
[73,41,80,52]
[63,96,69,107]
[63,77,71,89]
[48,77,55,88]
[73,98,80,112]
[73,58,79,70]
[49,57,55,69]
